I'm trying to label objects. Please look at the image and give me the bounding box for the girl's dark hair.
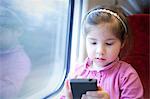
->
[82,5,132,59]
[0,6,24,30]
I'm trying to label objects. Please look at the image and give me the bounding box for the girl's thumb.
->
[65,80,72,99]
[97,86,102,91]
[66,80,70,90]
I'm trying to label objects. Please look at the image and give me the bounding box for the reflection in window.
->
[0,6,31,99]
[0,0,70,98]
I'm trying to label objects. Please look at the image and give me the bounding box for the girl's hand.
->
[65,80,73,99]
[81,87,110,99]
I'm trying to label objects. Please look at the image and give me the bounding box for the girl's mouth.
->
[95,57,106,61]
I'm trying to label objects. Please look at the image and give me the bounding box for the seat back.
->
[124,14,149,98]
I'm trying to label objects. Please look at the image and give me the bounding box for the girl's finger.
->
[86,91,104,97]
[82,94,101,99]
[85,86,103,97]
[66,80,70,90]
[81,94,86,99]
[65,80,73,99]
[85,88,110,99]
[97,86,102,91]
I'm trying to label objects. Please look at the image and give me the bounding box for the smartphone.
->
[70,79,98,99]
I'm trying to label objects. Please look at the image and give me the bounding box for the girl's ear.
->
[121,34,128,48]
[121,38,127,49]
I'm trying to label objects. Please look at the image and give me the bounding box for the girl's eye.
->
[91,42,97,45]
[106,42,113,46]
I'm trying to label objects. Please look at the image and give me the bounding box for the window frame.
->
[43,0,75,98]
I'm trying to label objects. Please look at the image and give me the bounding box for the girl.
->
[61,5,143,99]
[0,7,31,99]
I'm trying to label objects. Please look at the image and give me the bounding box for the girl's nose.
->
[96,45,105,56]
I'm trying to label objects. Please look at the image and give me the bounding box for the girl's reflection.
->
[0,7,31,99]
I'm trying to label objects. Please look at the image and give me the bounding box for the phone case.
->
[70,79,98,99]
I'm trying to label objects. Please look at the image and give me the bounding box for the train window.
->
[0,0,72,98]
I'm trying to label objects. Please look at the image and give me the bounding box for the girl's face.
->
[0,27,19,51]
[86,23,122,67]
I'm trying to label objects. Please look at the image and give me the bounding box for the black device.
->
[70,79,98,99]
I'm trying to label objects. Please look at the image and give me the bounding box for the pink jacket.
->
[61,57,143,99]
